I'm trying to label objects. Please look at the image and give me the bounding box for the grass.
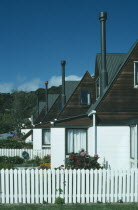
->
[0,204,138,210]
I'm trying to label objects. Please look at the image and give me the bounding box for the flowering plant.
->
[66,149,102,170]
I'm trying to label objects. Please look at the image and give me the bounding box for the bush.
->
[55,197,64,205]
[66,149,102,170]
[0,162,13,169]
[0,156,24,164]
[40,155,51,164]
[0,140,33,149]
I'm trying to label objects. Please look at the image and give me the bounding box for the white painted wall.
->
[21,129,32,143]
[87,127,94,156]
[51,128,65,168]
[33,129,42,150]
[96,126,130,169]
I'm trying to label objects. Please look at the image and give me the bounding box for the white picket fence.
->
[0,169,138,204]
[0,148,51,159]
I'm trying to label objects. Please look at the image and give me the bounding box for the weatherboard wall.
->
[58,72,95,120]
[96,43,138,123]
[96,126,130,169]
[33,129,42,150]
[51,128,65,168]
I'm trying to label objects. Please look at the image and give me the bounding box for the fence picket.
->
[69,169,72,203]
[0,168,138,204]
[52,169,56,203]
[131,169,134,202]
[77,169,81,203]
[10,169,13,203]
[31,169,35,203]
[1,169,5,203]
[135,169,138,202]
[110,169,114,202]
[39,169,43,204]
[0,149,51,159]
[60,169,64,199]
[90,169,93,203]
[18,169,22,203]
[35,169,39,203]
[64,170,68,204]
[5,169,9,203]
[73,169,76,203]
[126,170,130,202]
[98,169,102,202]
[48,169,52,203]
[22,169,26,203]
[44,169,48,203]
[14,169,18,203]
[86,170,89,203]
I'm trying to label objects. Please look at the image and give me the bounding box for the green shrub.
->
[0,156,24,164]
[55,197,64,205]
[0,140,33,149]
[0,162,13,169]
[66,149,102,170]
[40,155,51,164]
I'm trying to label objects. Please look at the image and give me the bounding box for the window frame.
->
[42,129,51,146]
[80,90,91,105]
[134,61,138,88]
[66,128,88,155]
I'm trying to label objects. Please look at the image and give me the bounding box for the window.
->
[96,78,100,99]
[66,129,87,154]
[130,126,135,159]
[134,62,138,87]
[80,90,91,105]
[42,129,51,145]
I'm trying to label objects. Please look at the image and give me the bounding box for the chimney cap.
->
[61,60,66,65]
[99,12,107,21]
[45,81,48,84]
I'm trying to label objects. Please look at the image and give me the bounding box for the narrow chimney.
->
[99,12,108,96]
[45,81,48,115]
[61,60,66,108]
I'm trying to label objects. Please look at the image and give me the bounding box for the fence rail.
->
[0,148,51,159]
[0,169,138,204]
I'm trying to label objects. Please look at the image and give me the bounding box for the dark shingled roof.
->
[34,81,80,124]
[96,53,127,84]
[65,81,80,102]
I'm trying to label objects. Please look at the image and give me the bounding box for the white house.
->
[23,12,138,169]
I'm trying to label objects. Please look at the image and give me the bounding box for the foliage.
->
[0,162,13,170]
[0,156,24,164]
[55,197,64,205]
[0,140,33,149]
[66,149,102,170]
[40,155,51,163]
[27,156,41,165]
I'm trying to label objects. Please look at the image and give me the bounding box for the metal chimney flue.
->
[61,60,66,108]
[45,81,48,115]
[99,12,108,96]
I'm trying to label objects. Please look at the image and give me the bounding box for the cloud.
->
[0,82,14,93]
[17,78,42,91]
[48,75,82,87]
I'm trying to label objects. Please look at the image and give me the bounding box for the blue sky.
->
[0,0,138,92]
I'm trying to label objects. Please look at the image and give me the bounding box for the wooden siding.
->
[58,72,95,120]
[96,44,138,124]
